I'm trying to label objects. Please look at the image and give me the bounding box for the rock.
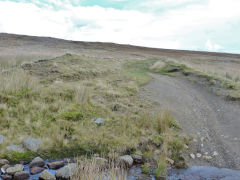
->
[94,118,104,125]
[29,157,44,168]
[196,153,202,158]
[30,166,44,175]
[0,135,4,144]
[166,157,174,165]
[48,161,64,170]
[131,154,143,164]
[39,170,56,180]
[0,159,9,166]
[14,171,30,180]
[6,145,25,153]
[0,175,12,180]
[23,138,42,152]
[213,151,218,156]
[203,155,212,160]
[117,155,133,168]
[55,163,78,180]
[6,164,24,175]
[190,153,195,159]
[1,164,11,173]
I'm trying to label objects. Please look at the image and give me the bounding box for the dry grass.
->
[0,53,184,174]
[72,158,127,180]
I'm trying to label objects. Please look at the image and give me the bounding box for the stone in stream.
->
[117,155,133,168]
[23,137,42,152]
[1,164,11,173]
[0,135,4,144]
[39,170,56,180]
[29,157,45,168]
[0,175,12,180]
[48,161,65,170]
[6,145,25,153]
[131,154,143,164]
[14,171,30,180]
[30,166,45,175]
[55,163,78,180]
[0,159,9,166]
[6,164,24,175]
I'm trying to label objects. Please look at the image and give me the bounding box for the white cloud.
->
[205,40,222,51]
[0,0,239,52]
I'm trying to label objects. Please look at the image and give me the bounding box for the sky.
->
[0,0,240,53]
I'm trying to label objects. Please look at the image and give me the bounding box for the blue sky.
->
[0,0,240,53]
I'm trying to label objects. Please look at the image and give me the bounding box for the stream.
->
[2,162,240,180]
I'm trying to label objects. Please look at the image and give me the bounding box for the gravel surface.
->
[140,73,240,169]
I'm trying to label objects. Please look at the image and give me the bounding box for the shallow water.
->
[1,164,240,180]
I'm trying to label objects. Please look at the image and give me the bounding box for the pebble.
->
[196,153,202,158]
[190,154,195,159]
[30,166,45,175]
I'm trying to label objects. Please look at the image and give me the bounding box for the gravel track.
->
[140,73,240,169]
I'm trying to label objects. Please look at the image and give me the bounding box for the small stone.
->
[94,118,104,125]
[39,170,56,180]
[23,138,42,152]
[190,154,195,159]
[30,166,44,175]
[14,171,30,180]
[29,157,44,168]
[1,164,11,173]
[48,161,65,170]
[131,154,143,164]
[166,158,174,165]
[196,153,202,158]
[0,175,12,180]
[0,159,9,166]
[6,145,25,153]
[203,155,212,160]
[0,135,4,144]
[55,163,78,180]
[213,151,218,156]
[117,155,133,168]
[6,164,24,175]
[184,144,189,149]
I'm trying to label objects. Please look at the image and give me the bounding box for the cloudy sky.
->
[0,0,240,53]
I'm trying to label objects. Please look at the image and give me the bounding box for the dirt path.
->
[140,73,240,169]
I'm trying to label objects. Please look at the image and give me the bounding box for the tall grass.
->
[72,158,127,180]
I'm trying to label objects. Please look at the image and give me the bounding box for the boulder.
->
[13,171,29,180]
[0,175,12,180]
[6,145,25,153]
[55,163,78,180]
[131,154,143,164]
[23,138,42,152]
[30,166,44,175]
[0,159,9,166]
[6,164,24,175]
[117,155,133,168]
[29,157,44,168]
[39,170,56,180]
[48,161,64,170]
[1,164,11,173]
[0,135,4,144]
